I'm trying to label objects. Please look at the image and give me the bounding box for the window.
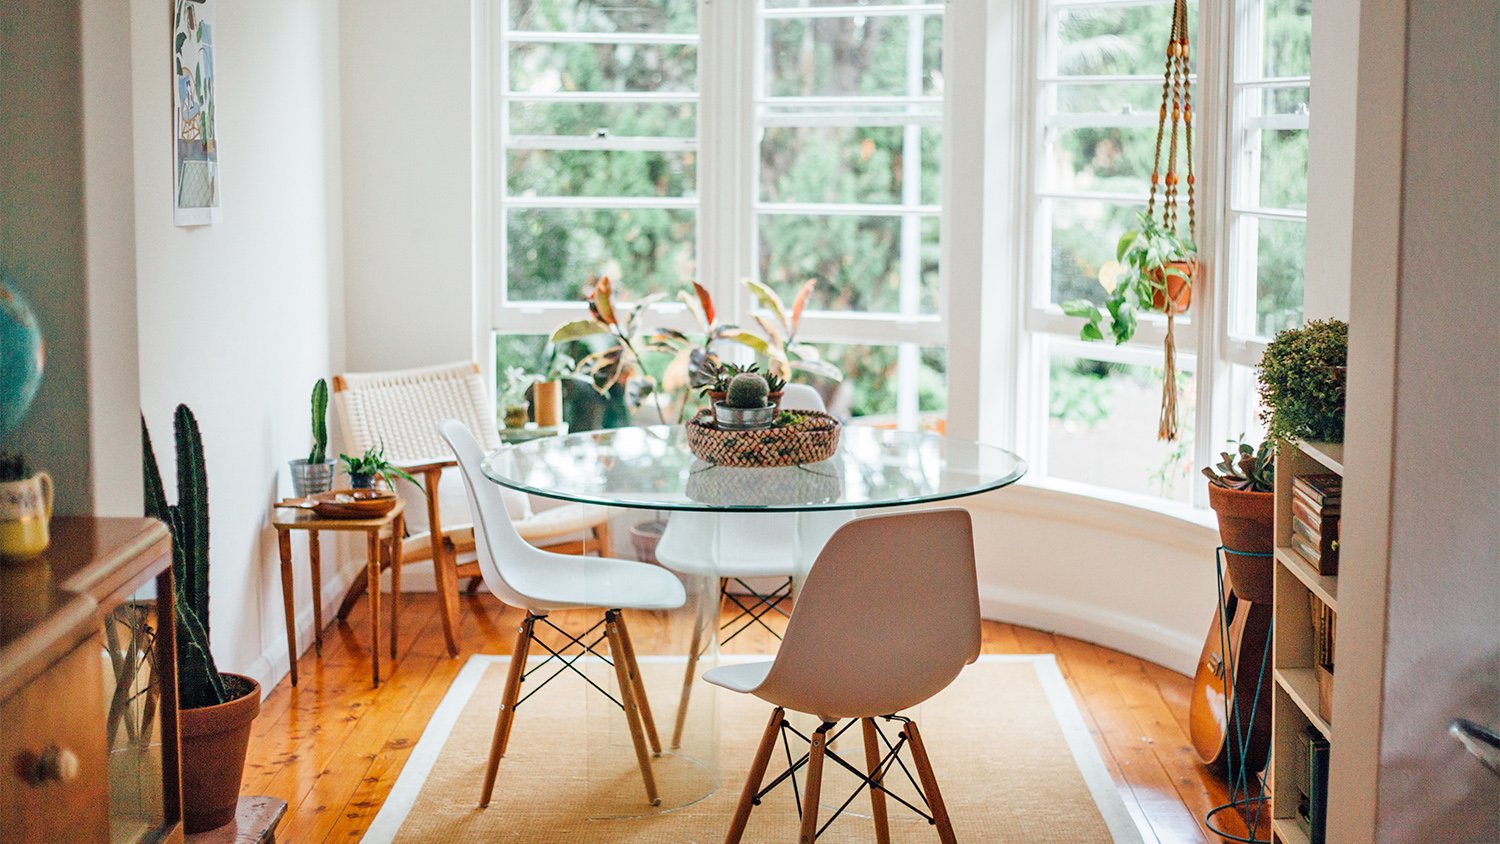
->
[488,0,947,429]
[1017,0,1311,509]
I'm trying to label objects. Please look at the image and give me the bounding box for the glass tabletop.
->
[481,424,1028,512]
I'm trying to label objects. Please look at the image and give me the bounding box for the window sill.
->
[964,475,1219,553]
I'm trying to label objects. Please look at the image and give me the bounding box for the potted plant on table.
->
[500,366,535,430]
[339,443,422,491]
[1257,318,1349,445]
[288,378,335,497]
[143,405,258,833]
[713,371,777,431]
[529,351,575,428]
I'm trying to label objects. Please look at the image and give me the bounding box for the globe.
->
[0,280,44,438]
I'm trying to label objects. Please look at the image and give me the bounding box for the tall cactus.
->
[143,405,227,709]
[308,378,329,464]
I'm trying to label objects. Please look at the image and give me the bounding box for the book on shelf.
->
[1301,726,1331,844]
[1289,531,1336,575]
[1293,473,1343,508]
[1291,507,1341,564]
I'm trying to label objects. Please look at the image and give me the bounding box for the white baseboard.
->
[979,584,1199,676]
[242,560,365,699]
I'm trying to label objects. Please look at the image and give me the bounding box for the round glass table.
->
[477,425,1027,818]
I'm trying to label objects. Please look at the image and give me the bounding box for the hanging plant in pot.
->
[143,406,259,833]
[1061,0,1198,442]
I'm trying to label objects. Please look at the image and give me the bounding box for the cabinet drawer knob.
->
[20,745,80,785]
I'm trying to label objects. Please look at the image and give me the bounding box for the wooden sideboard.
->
[1,518,184,843]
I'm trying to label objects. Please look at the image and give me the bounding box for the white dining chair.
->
[440,419,687,808]
[704,508,979,843]
[655,383,851,749]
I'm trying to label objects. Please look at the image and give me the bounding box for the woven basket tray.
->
[685,409,841,468]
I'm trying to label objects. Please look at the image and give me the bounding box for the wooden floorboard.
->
[242,592,1249,843]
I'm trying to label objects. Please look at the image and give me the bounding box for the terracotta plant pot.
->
[532,380,563,427]
[1150,259,1196,314]
[1206,484,1274,605]
[180,673,260,833]
[630,519,666,565]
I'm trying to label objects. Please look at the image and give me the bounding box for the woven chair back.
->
[333,361,499,464]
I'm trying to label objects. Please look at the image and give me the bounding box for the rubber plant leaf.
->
[677,290,708,330]
[789,279,817,338]
[588,276,617,325]
[691,281,716,327]
[717,328,770,356]
[551,319,613,344]
[743,279,790,335]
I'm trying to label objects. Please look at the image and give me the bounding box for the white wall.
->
[131,0,345,689]
[339,0,475,373]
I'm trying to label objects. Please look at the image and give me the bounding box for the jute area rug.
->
[364,655,1143,842]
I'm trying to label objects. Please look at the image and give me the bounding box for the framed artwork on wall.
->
[172,0,220,226]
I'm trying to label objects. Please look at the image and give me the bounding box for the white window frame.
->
[482,0,953,431]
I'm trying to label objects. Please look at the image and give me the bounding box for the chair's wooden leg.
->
[388,514,403,660]
[423,465,460,658]
[592,520,612,557]
[798,722,832,844]
[497,613,536,759]
[905,720,956,844]
[671,598,708,750]
[606,611,660,806]
[336,572,367,621]
[276,530,298,687]
[862,718,891,844]
[308,529,323,656]
[613,612,661,756]
[465,575,482,595]
[480,614,536,808]
[725,706,784,844]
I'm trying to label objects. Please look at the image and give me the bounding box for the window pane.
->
[920,125,941,205]
[798,343,947,425]
[508,149,696,197]
[496,333,550,378]
[1053,82,1161,115]
[766,0,940,7]
[1261,0,1311,78]
[506,207,695,301]
[1244,215,1304,337]
[1043,126,1160,194]
[509,42,697,94]
[1042,198,1143,307]
[765,16,910,97]
[922,15,944,96]
[509,0,697,34]
[760,126,904,204]
[1047,350,1197,503]
[1054,3,1198,77]
[1256,128,1307,210]
[758,213,939,314]
[508,101,696,138]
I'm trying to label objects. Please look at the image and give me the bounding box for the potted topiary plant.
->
[339,443,422,491]
[1257,318,1349,444]
[714,371,775,430]
[143,405,259,833]
[288,378,335,497]
[1202,438,1276,604]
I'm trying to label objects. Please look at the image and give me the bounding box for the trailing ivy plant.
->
[1257,318,1348,444]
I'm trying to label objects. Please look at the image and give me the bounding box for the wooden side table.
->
[271,500,404,687]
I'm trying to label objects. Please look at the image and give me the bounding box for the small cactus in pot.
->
[714,372,775,430]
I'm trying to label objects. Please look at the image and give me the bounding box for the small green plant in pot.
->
[143,406,259,833]
[1203,438,1276,605]
[339,443,422,491]
[501,366,535,429]
[1257,318,1348,444]
[713,371,775,430]
[289,378,335,497]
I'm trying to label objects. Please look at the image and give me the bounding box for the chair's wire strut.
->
[514,613,623,711]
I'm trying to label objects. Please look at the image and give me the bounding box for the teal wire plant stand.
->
[1203,546,1273,843]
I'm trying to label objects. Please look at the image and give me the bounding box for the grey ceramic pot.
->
[288,459,336,498]
[713,403,775,431]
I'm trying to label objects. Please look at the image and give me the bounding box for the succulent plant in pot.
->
[289,378,335,497]
[714,371,775,430]
[339,443,423,491]
[1203,438,1276,605]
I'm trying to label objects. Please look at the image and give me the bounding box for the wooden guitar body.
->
[1189,590,1274,773]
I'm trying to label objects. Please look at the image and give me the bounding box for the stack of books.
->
[1291,473,1342,575]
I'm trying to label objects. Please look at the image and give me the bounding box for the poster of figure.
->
[173,0,219,226]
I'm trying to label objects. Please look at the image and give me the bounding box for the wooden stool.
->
[271,499,405,687]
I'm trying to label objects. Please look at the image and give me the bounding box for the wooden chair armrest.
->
[396,457,457,475]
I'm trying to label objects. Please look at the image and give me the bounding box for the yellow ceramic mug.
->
[0,471,54,559]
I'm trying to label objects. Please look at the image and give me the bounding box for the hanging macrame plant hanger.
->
[1150,0,1196,441]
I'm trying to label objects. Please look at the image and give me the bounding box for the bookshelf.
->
[1270,439,1341,842]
